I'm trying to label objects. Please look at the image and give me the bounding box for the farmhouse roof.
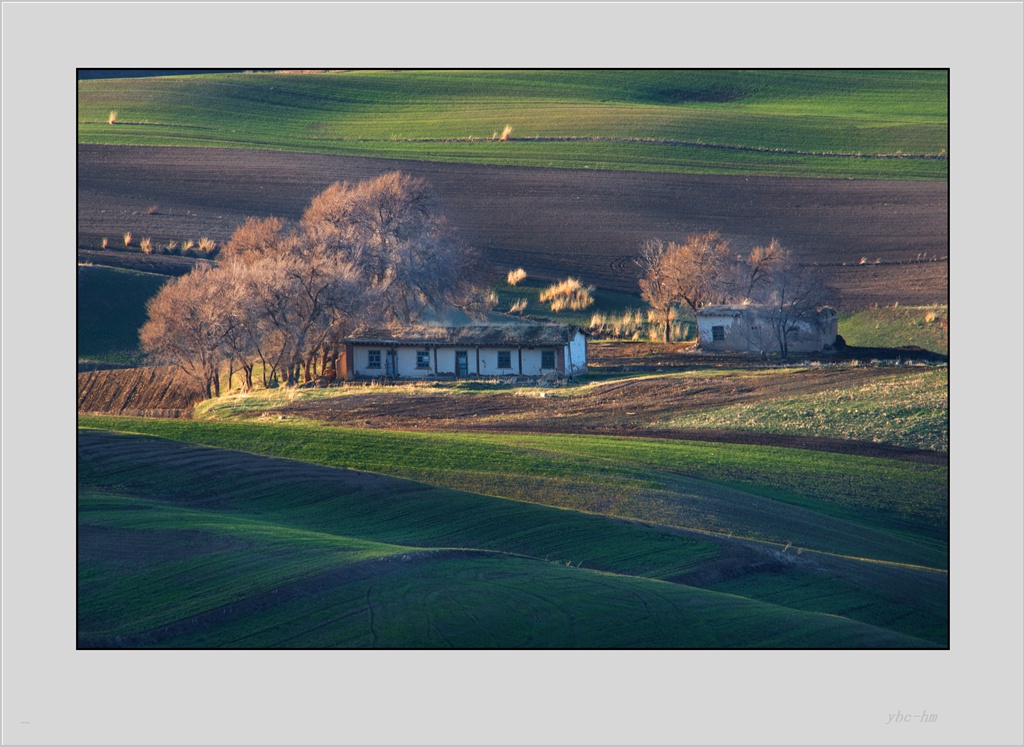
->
[344,324,587,347]
[697,304,751,317]
[698,304,837,317]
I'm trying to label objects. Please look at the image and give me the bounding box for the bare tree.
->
[636,239,679,343]
[140,172,494,397]
[300,172,492,324]
[749,264,834,358]
[739,238,789,299]
[245,246,366,386]
[140,265,233,398]
[636,231,732,341]
[673,231,733,313]
[218,216,291,265]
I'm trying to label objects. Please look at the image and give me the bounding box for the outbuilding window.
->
[367,350,381,368]
[541,350,555,369]
[497,350,512,369]
[712,325,725,342]
[416,350,431,369]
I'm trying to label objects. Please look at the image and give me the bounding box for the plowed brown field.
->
[77,366,203,417]
[77,144,948,307]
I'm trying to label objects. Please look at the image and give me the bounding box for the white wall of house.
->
[348,329,588,378]
[698,308,838,353]
[567,330,588,375]
[520,348,558,376]
[697,313,744,351]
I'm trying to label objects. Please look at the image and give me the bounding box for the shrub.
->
[123,232,132,247]
[507,267,527,286]
[166,240,179,254]
[539,277,595,312]
[181,239,196,256]
[198,237,216,255]
[140,237,153,254]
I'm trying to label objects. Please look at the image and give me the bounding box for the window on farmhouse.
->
[497,350,512,369]
[541,350,555,369]
[712,326,725,342]
[367,350,381,368]
[416,350,431,369]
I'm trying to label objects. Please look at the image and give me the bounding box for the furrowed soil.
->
[77,366,204,417]
[278,354,946,465]
[77,345,947,464]
[78,145,948,307]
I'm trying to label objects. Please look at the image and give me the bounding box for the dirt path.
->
[277,365,946,465]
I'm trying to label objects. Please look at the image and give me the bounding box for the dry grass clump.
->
[589,308,691,342]
[123,232,132,247]
[507,267,527,286]
[140,237,153,254]
[101,237,109,250]
[198,237,217,254]
[108,110,118,125]
[494,124,513,142]
[509,298,527,314]
[166,240,179,254]
[181,239,196,254]
[540,277,595,312]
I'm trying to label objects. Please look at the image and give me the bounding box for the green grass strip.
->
[79,70,948,180]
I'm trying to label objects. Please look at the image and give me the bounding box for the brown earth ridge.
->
[77,145,948,308]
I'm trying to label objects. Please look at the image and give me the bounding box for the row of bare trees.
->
[140,172,493,396]
[637,231,833,352]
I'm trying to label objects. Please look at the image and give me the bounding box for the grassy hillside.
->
[79,415,948,570]
[78,427,946,647]
[665,366,948,452]
[839,304,949,354]
[78,70,948,180]
[77,264,168,366]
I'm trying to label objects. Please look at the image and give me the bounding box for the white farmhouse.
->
[697,304,838,355]
[340,324,589,379]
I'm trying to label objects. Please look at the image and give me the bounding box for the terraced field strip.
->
[78,428,943,647]
[78,70,948,180]
[79,414,948,569]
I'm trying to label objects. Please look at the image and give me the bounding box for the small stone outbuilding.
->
[697,304,838,354]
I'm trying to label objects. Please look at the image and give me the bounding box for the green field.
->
[665,366,948,452]
[78,69,948,180]
[78,426,946,647]
[75,68,949,649]
[77,264,169,366]
[79,414,947,569]
[838,304,949,354]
